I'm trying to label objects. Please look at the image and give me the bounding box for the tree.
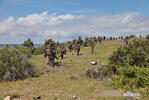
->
[23,38,34,54]
[146,34,149,40]
[120,36,123,40]
[124,36,129,44]
[72,39,77,45]
[74,43,81,56]
[97,36,102,44]
[59,44,67,59]
[139,35,142,39]
[93,37,97,43]
[83,41,88,47]
[83,37,89,47]
[130,34,136,38]
[110,37,113,40]
[74,36,83,56]
[78,36,83,46]
[43,39,57,67]
[103,36,106,40]
[67,41,73,52]
[89,39,95,54]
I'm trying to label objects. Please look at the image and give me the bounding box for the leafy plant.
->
[34,46,44,55]
[43,39,58,67]
[23,38,34,54]
[0,47,39,81]
[105,39,149,96]
[112,66,149,92]
[14,46,32,58]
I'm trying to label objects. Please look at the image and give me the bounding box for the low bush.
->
[14,46,32,58]
[34,46,44,55]
[112,66,149,91]
[86,67,106,80]
[86,69,99,79]
[105,39,149,97]
[0,47,39,81]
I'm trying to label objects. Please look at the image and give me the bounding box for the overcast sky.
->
[0,0,149,44]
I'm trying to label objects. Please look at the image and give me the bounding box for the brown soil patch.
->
[92,89,122,97]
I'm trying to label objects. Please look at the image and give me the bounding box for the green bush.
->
[107,39,149,74]
[112,66,149,91]
[86,67,107,80]
[14,46,32,58]
[34,46,44,55]
[86,69,99,79]
[0,47,39,81]
[104,39,149,96]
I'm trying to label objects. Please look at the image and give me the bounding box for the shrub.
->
[146,34,149,40]
[0,47,39,81]
[104,39,149,96]
[86,67,106,80]
[107,39,149,74]
[112,66,149,91]
[14,46,32,58]
[34,46,44,55]
[86,69,99,79]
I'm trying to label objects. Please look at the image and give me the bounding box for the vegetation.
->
[89,38,96,54]
[74,36,83,55]
[43,39,58,67]
[0,40,125,100]
[34,46,44,55]
[23,38,34,54]
[146,34,149,40]
[58,44,67,59]
[108,39,149,73]
[97,39,149,98]
[67,41,73,52]
[0,47,38,81]
[1,35,149,99]
[14,46,32,58]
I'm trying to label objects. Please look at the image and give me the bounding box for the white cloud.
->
[0,12,149,43]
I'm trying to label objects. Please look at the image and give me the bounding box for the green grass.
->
[0,40,125,100]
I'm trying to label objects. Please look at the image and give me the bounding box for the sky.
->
[0,0,149,44]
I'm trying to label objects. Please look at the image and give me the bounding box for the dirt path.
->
[92,89,122,97]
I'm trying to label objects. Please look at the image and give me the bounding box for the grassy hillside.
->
[0,40,126,100]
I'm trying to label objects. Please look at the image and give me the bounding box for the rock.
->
[46,62,49,65]
[73,95,77,99]
[123,91,140,97]
[11,94,21,98]
[33,95,41,99]
[70,75,78,80]
[90,61,97,65]
[123,91,140,100]
[72,95,80,100]
[68,94,80,100]
[4,96,12,100]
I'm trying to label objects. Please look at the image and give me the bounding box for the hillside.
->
[0,40,125,100]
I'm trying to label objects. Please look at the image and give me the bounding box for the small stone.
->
[33,95,41,99]
[123,91,140,100]
[73,95,77,99]
[90,61,97,65]
[72,95,80,100]
[4,96,12,100]
[123,91,140,97]
[70,75,78,80]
